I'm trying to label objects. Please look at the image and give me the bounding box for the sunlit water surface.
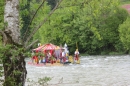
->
[25,55,130,86]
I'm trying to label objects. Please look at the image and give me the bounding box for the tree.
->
[2,0,26,86]
[0,0,62,86]
[119,17,130,53]
[35,0,128,54]
[20,0,32,41]
[0,0,4,31]
[47,0,57,9]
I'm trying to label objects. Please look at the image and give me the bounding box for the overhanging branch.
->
[24,0,63,47]
[25,39,39,50]
[0,30,8,46]
[23,0,46,41]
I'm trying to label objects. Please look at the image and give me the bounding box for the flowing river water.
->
[25,55,130,86]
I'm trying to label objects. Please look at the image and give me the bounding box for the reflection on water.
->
[25,55,130,86]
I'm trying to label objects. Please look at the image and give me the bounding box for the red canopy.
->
[42,43,57,55]
[33,45,45,51]
[33,43,57,54]
[42,43,56,51]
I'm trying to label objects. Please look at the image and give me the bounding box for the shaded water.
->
[25,55,130,86]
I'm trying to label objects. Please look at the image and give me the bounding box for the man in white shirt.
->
[60,49,66,63]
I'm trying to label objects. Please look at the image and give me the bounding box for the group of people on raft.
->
[32,49,80,65]
[31,44,80,64]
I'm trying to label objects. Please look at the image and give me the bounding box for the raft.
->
[27,55,80,67]
[27,62,64,67]
[68,55,80,64]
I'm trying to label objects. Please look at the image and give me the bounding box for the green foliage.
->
[47,0,57,9]
[1,0,52,85]
[26,77,52,86]
[120,0,130,4]
[0,0,129,85]
[32,0,128,54]
[37,52,45,57]
[119,17,130,51]
[32,2,51,43]
[13,70,22,76]
[20,0,31,40]
[4,77,16,86]
[3,76,22,86]
[0,2,4,75]
[0,0,4,30]
[20,0,51,44]
[38,77,51,85]
[0,45,12,84]
[97,7,128,54]
[0,36,3,47]
[19,0,130,55]
[0,45,29,85]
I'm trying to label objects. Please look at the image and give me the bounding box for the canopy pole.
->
[76,42,78,49]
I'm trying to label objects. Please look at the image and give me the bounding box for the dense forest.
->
[0,0,130,85]
[20,0,130,55]
[0,0,130,55]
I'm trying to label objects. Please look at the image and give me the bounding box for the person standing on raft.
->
[61,49,66,64]
[74,49,79,62]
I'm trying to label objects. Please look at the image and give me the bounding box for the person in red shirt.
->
[74,49,79,61]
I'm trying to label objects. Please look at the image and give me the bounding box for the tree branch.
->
[25,39,39,50]
[23,0,46,41]
[24,0,63,47]
[0,30,8,46]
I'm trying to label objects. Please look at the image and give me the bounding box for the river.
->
[25,55,130,86]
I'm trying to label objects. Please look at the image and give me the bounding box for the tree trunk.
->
[3,49,27,86]
[3,0,27,86]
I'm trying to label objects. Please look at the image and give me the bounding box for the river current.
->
[25,55,130,86]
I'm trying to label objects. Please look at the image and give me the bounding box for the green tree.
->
[91,7,128,54]
[20,0,32,41]
[0,0,62,86]
[36,0,128,54]
[0,0,4,30]
[0,0,4,81]
[119,16,130,53]
[47,0,57,9]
